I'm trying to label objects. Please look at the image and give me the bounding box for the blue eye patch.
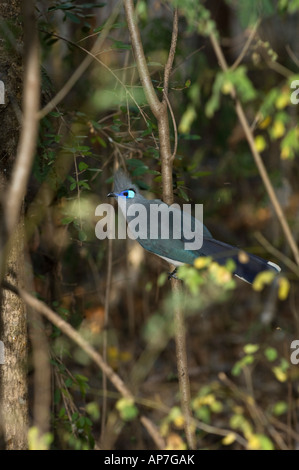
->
[118,189,136,198]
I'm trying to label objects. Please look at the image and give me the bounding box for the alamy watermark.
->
[95,202,204,250]
[290,80,299,105]
[290,340,299,365]
[0,80,5,105]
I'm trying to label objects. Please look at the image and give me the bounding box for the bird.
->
[107,170,281,284]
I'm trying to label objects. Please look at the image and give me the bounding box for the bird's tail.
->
[199,238,281,284]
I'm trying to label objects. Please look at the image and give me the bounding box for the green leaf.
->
[78,181,91,190]
[243,344,259,354]
[61,216,75,225]
[272,401,288,416]
[177,187,190,201]
[255,434,275,450]
[85,402,100,420]
[180,134,201,140]
[65,11,81,23]
[157,272,167,287]
[226,0,275,28]
[48,3,75,12]
[78,161,89,171]
[78,230,87,241]
[179,105,197,133]
[96,136,107,147]
[112,40,131,50]
[264,347,278,362]
[116,398,138,422]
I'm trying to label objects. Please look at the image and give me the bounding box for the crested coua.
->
[107,170,281,284]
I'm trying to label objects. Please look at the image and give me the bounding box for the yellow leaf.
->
[275,93,289,109]
[272,366,287,382]
[178,105,197,133]
[278,277,290,300]
[258,116,271,129]
[201,394,215,406]
[247,433,261,450]
[194,256,212,269]
[272,120,285,139]
[238,251,249,264]
[173,415,185,429]
[160,420,169,437]
[221,80,233,95]
[165,433,187,451]
[209,262,232,284]
[280,146,291,159]
[254,135,267,152]
[252,270,275,291]
[222,432,236,445]
[28,427,53,450]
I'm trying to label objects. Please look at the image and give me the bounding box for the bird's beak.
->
[107,192,116,198]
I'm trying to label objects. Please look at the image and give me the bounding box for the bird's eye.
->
[128,189,136,198]
[120,189,135,198]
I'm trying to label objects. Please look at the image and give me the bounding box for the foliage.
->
[5,0,298,450]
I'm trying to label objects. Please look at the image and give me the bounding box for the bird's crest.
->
[113,169,139,194]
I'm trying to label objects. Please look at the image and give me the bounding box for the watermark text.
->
[95,202,204,250]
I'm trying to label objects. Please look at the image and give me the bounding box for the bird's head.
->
[107,169,139,200]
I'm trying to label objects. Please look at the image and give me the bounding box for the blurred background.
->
[2,0,299,450]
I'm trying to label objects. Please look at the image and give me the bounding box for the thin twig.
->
[140,416,166,450]
[163,91,178,162]
[286,45,299,69]
[163,8,178,97]
[254,231,299,277]
[2,280,133,400]
[2,280,166,449]
[231,20,260,70]
[37,1,121,120]
[219,372,289,450]
[210,31,299,267]
[42,29,154,139]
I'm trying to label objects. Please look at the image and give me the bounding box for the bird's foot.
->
[168,268,178,280]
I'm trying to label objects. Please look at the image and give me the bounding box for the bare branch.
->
[37,1,122,120]
[231,20,260,70]
[2,280,166,449]
[140,416,166,450]
[210,31,299,267]
[5,0,40,235]
[163,8,178,97]
[124,0,162,118]
[123,1,196,449]
[2,280,133,400]
[163,91,178,161]
[101,237,113,438]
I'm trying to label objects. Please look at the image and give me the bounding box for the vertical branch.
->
[163,9,178,98]
[124,0,196,449]
[28,311,51,437]
[5,0,40,235]
[209,31,299,267]
[26,254,51,440]
[101,237,113,440]
[124,0,162,118]
[0,0,40,450]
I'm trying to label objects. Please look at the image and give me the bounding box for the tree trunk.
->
[0,0,28,450]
